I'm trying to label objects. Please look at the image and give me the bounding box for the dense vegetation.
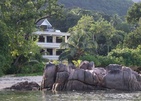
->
[58,0,133,16]
[0,0,62,76]
[0,0,141,76]
[59,3,141,69]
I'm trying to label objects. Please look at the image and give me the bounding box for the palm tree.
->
[110,14,122,28]
[59,30,97,63]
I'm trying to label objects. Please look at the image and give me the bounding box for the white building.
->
[33,18,70,60]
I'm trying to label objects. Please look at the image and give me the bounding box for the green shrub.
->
[21,62,44,74]
[0,68,3,77]
[108,46,141,67]
[81,45,141,67]
[80,55,120,67]
[0,54,12,75]
[80,55,101,66]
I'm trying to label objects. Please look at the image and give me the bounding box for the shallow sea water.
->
[0,90,141,101]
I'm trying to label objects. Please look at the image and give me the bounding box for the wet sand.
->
[0,75,42,90]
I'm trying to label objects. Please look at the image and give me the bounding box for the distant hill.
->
[58,0,133,16]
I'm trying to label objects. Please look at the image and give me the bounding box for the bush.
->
[80,55,120,67]
[0,54,12,75]
[81,45,141,67]
[0,68,3,77]
[21,62,44,74]
[80,55,101,66]
[108,47,141,67]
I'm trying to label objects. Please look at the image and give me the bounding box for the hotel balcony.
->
[42,55,59,60]
[37,42,61,48]
[33,31,70,36]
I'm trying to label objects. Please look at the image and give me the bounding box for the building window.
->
[47,49,53,55]
[38,36,44,42]
[47,36,53,42]
[56,37,63,43]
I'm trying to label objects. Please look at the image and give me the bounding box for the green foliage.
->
[108,46,141,67]
[124,25,141,49]
[0,68,3,77]
[72,60,82,67]
[0,0,47,74]
[0,0,46,58]
[90,18,126,55]
[60,15,128,64]
[80,55,101,66]
[49,8,124,32]
[80,55,120,67]
[69,15,95,32]
[56,1,140,67]
[126,3,141,24]
[59,29,96,63]
[59,16,97,63]
[46,0,64,18]
[110,14,122,28]
[115,22,132,33]
[0,0,61,75]
[48,8,81,32]
[58,0,133,16]
[0,19,12,75]
[81,46,141,67]
[20,62,44,74]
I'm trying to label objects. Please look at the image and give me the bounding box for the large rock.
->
[66,68,106,91]
[41,63,70,91]
[68,69,98,85]
[67,80,97,91]
[103,64,141,91]
[106,64,122,72]
[41,62,141,91]
[93,68,106,85]
[79,61,95,70]
[52,64,69,91]
[5,81,40,91]
[41,63,57,89]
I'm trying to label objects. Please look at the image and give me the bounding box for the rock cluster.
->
[41,61,141,91]
[7,61,141,91]
[5,81,40,91]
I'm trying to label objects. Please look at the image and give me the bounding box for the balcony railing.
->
[42,55,59,60]
[33,31,70,36]
[37,42,61,48]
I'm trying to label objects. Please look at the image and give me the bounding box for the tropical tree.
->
[0,0,62,74]
[61,15,126,63]
[126,3,141,24]
[124,24,141,49]
[0,0,45,73]
[46,0,63,18]
[48,8,81,32]
[110,14,122,28]
[108,46,141,67]
[69,15,95,32]
[0,20,12,75]
[115,22,132,33]
[90,18,123,55]
[59,30,96,63]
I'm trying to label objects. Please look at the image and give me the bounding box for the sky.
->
[132,0,141,3]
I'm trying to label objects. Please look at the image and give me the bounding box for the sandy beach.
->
[0,75,43,90]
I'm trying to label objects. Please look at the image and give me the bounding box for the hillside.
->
[58,0,133,16]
